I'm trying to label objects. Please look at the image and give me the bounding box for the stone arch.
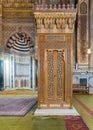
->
[6,32,35,54]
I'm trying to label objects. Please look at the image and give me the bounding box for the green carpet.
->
[33,116,66,130]
[74,95,93,112]
[0,105,66,130]
[0,90,66,130]
[73,95,93,130]
[0,91,93,130]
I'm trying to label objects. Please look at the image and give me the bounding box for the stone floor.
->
[34,107,79,116]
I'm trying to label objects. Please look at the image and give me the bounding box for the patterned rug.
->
[64,116,89,130]
[0,97,37,116]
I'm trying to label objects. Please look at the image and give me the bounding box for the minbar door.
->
[38,34,72,109]
[44,49,66,108]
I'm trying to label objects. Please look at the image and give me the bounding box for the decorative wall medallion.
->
[80,2,87,14]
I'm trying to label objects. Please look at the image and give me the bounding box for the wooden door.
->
[38,33,72,109]
[44,49,66,108]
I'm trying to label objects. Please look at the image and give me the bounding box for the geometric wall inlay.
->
[77,0,89,65]
[46,35,65,41]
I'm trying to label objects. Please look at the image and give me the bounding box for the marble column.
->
[32,55,36,90]
[10,55,15,89]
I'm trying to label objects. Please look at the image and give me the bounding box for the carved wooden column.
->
[77,0,89,66]
[34,4,77,109]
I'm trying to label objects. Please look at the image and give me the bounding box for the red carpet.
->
[64,116,89,130]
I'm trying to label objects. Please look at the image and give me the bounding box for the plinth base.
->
[34,107,79,116]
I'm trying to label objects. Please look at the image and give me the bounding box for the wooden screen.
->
[38,33,73,109]
[44,49,65,107]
